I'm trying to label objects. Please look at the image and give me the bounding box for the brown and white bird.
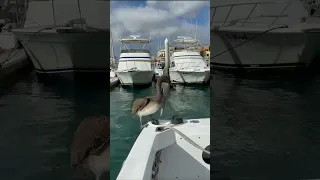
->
[71,116,110,180]
[132,75,171,128]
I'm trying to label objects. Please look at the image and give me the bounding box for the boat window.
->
[202,145,210,164]
[120,49,150,53]
[171,61,175,67]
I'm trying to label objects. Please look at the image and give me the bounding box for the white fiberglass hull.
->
[116,70,154,86]
[211,27,320,71]
[117,118,210,180]
[169,69,210,84]
[12,27,110,75]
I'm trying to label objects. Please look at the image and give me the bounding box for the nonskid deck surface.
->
[117,118,210,180]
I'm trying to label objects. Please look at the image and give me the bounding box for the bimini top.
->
[172,36,199,44]
[120,35,151,43]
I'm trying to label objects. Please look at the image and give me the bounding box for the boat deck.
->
[117,118,210,180]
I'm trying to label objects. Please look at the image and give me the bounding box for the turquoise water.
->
[211,72,320,179]
[110,84,210,180]
[0,71,110,180]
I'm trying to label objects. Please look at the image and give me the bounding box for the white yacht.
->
[11,0,109,77]
[210,0,320,71]
[116,35,154,86]
[169,36,210,84]
[117,118,210,180]
[0,1,29,80]
[110,68,116,78]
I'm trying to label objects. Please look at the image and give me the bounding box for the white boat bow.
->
[117,118,210,180]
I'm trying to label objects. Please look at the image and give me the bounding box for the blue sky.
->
[110,1,210,59]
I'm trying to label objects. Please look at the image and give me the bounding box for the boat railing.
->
[171,46,201,54]
[120,49,150,53]
[210,1,292,28]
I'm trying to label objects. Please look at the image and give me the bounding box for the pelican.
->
[132,75,171,128]
[70,116,110,180]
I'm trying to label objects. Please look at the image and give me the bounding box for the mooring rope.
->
[161,123,210,155]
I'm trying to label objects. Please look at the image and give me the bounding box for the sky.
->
[110,0,210,59]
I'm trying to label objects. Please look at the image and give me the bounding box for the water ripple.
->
[212,73,320,180]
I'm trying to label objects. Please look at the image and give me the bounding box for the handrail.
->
[120,49,150,53]
[211,0,292,28]
[210,1,291,9]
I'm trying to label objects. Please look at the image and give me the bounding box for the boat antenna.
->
[194,20,198,39]
[51,0,56,26]
[77,0,84,30]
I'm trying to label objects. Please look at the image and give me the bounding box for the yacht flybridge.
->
[169,36,210,84]
[116,35,154,86]
[117,118,210,180]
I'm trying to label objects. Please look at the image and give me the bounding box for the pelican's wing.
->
[132,98,151,114]
[70,116,110,167]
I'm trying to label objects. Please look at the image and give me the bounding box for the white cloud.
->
[110,1,210,57]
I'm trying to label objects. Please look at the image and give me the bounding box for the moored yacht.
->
[11,0,110,79]
[0,0,30,80]
[169,36,210,84]
[116,35,154,86]
[210,0,320,71]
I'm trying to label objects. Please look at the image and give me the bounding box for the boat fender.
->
[202,145,210,164]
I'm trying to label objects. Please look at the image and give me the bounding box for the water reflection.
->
[212,73,320,180]
[0,72,109,180]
